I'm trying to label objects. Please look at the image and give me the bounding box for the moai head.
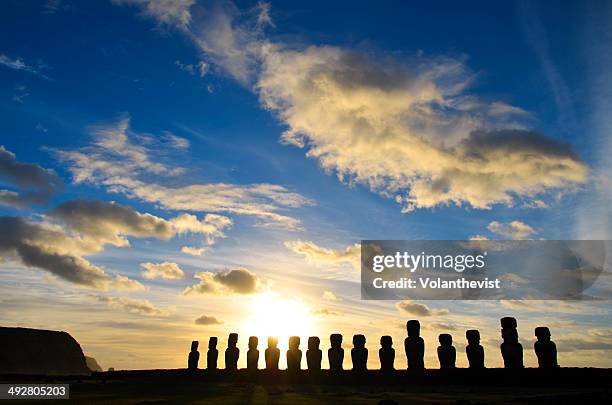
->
[308,336,320,350]
[407,320,421,337]
[330,333,343,349]
[466,329,480,345]
[267,336,278,348]
[248,336,258,349]
[289,336,300,350]
[535,327,551,342]
[208,337,217,349]
[500,317,517,329]
[191,340,199,351]
[228,333,238,348]
[501,327,519,343]
[438,333,453,346]
[353,334,366,349]
[380,335,393,348]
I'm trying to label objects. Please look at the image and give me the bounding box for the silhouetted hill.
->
[0,326,90,376]
[85,355,102,372]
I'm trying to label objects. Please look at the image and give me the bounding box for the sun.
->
[240,293,314,349]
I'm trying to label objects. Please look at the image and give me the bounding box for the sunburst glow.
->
[241,293,315,349]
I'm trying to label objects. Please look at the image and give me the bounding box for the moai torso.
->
[465,330,485,369]
[379,335,395,371]
[437,334,456,369]
[500,318,523,369]
[405,320,425,370]
[188,340,200,370]
[207,337,218,370]
[328,333,344,371]
[534,327,558,368]
[225,333,239,371]
[287,336,302,372]
[247,336,259,371]
[265,337,280,370]
[306,336,322,371]
[351,334,368,372]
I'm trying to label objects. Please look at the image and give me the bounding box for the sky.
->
[0,0,611,370]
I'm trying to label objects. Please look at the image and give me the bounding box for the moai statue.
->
[247,336,259,371]
[306,336,322,371]
[287,336,302,372]
[404,320,425,370]
[265,336,280,370]
[225,333,239,371]
[500,317,524,369]
[351,334,368,372]
[207,337,218,370]
[465,330,485,369]
[437,334,456,369]
[534,327,558,368]
[188,340,200,370]
[379,335,395,371]
[328,333,344,372]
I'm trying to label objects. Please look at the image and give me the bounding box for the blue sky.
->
[1,0,611,370]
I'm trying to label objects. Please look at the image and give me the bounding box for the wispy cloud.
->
[487,220,536,239]
[56,116,312,229]
[518,0,575,127]
[113,0,195,28]
[0,54,53,80]
[95,295,173,316]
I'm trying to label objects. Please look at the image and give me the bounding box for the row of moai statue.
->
[188,317,558,371]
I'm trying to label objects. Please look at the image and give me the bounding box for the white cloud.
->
[162,131,190,149]
[181,246,206,256]
[113,0,194,28]
[0,54,52,80]
[56,116,311,229]
[258,45,588,212]
[140,261,185,280]
[285,240,360,269]
[183,268,265,295]
[115,1,589,213]
[487,220,536,239]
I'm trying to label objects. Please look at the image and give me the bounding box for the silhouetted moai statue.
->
[437,333,456,369]
[207,337,218,370]
[306,336,322,371]
[465,329,485,369]
[404,320,425,370]
[328,333,344,372]
[265,336,280,370]
[500,317,524,369]
[287,336,302,372]
[351,334,368,372]
[188,340,199,370]
[225,333,239,371]
[247,336,259,371]
[534,327,558,368]
[379,335,395,371]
